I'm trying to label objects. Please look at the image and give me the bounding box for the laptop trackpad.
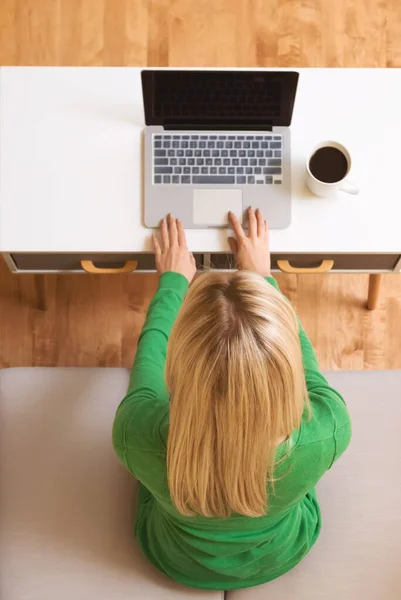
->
[193,189,243,226]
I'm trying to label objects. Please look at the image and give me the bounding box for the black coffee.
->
[309,147,348,184]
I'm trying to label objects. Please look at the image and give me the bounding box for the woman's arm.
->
[126,272,188,401]
[228,209,351,466]
[113,217,196,462]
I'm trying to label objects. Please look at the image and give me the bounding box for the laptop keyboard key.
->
[201,167,208,174]
[219,167,226,174]
[245,167,253,174]
[196,158,204,165]
[193,167,200,174]
[184,167,190,174]
[155,158,168,166]
[163,175,171,183]
[170,158,177,165]
[192,176,235,184]
[265,150,273,157]
[174,167,182,174]
[177,150,184,157]
[154,175,162,183]
[206,158,213,165]
[239,150,246,157]
[214,158,222,165]
[195,150,202,157]
[247,176,255,184]
[155,167,173,174]
[181,175,191,183]
[223,158,230,166]
[264,167,281,175]
[179,158,186,165]
[268,159,282,166]
[270,142,281,149]
[163,141,171,149]
[250,159,257,166]
[211,167,217,174]
[228,167,235,174]
[172,175,180,184]
[154,141,162,148]
[236,176,246,184]
[259,158,266,166]
[265,176,273,184]
[274,150,282,157]
[155,149,166,157]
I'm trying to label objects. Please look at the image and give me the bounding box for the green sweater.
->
[112,272,352,590]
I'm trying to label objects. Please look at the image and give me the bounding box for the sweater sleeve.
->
[265,276,352,466]
[112,272,188,462]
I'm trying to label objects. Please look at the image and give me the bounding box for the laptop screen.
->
[142,70,299,128]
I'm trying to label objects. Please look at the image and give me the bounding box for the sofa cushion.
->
[0,368,222,600]
[227,370,401,600]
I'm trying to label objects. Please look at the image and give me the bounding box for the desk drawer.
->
[10,253,204,273]
[210,253,400,272]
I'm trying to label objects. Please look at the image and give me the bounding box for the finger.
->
[256,208,265,237]
[228,211,246,241]
[177,219,187,247]
[264,219,269,241]
[168,214,178,247]
[152,234,162,257]
[161,218,169,249]
[248,207,257,238]
[228,237,238,255]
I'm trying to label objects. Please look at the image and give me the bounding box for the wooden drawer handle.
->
[80,260,138,274]
[277,259,334,274]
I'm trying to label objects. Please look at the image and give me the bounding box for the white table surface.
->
[0,67,400,254]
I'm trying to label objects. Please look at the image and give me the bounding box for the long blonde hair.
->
[166,271,308,518]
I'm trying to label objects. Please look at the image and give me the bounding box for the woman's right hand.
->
[228,208,271,277]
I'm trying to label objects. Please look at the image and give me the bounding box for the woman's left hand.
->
[152,215,197,283]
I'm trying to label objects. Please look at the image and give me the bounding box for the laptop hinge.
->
[163,123,274,132]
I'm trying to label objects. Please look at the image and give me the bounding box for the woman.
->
[112,208,351,591]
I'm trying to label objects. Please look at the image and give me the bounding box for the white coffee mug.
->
[305,141,359,197]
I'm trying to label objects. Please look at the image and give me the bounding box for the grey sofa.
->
[1,368,400,600]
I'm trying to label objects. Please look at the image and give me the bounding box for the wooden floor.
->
[0,0,400,370]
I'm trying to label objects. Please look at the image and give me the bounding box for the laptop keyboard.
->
[152,134,283,185]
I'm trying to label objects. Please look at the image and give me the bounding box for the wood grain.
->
[0,0,400,370]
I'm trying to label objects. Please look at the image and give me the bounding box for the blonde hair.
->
[166,271,308,518]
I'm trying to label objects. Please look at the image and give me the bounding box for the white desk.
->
[0,68,400,292]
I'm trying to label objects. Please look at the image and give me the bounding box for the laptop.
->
[141,70,299,229]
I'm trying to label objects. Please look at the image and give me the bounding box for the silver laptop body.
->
[142,70,299,229]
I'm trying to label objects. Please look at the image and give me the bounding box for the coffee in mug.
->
[306,141,358,197]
